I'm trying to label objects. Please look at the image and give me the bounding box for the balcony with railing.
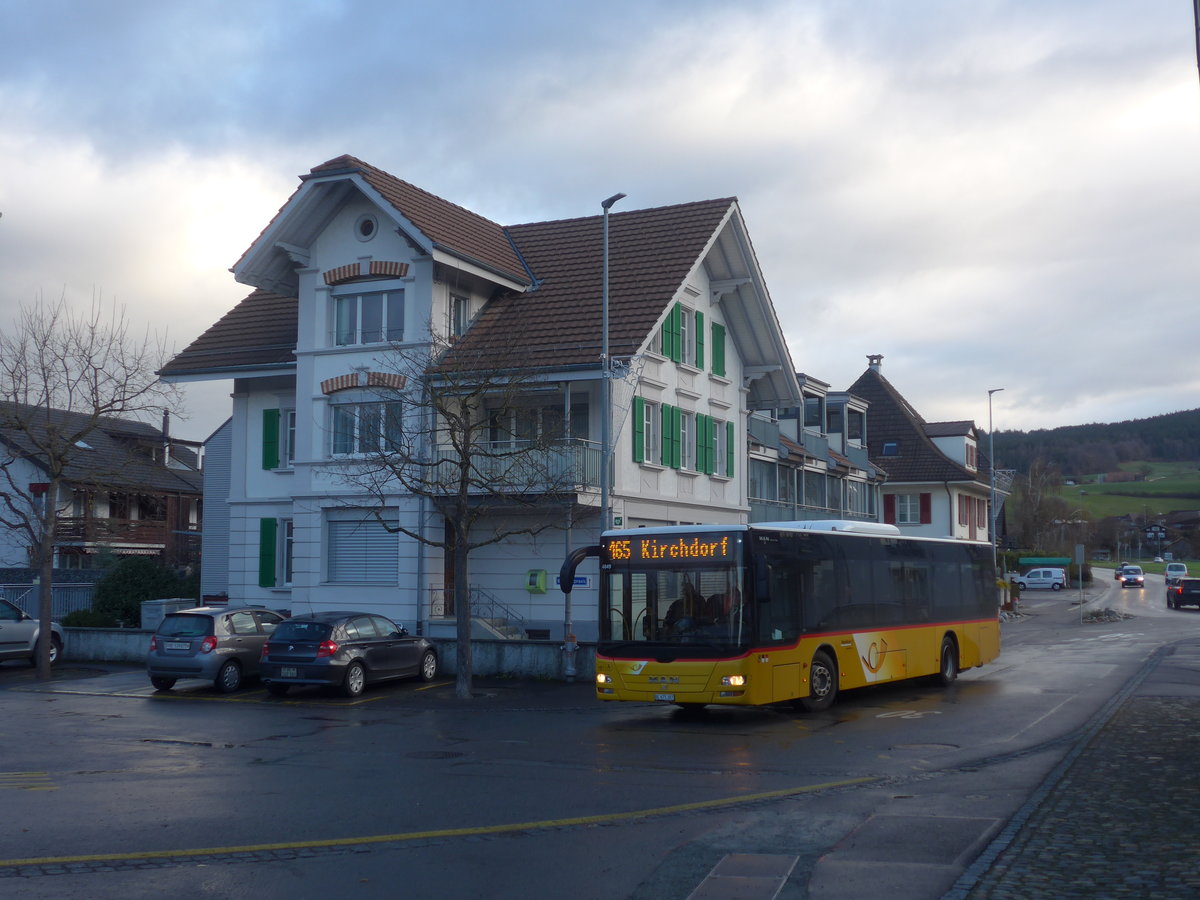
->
[433,439,601,494]
[54,517,196,546]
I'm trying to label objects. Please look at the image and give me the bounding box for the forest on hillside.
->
[989,408,1200,475]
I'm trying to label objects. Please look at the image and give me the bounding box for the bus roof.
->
[602,520,989,547]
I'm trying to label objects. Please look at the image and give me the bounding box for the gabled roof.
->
[848,367,988,487]
[442,198,736,370]
[235,155,530,295]
[159,289,296,378]
[163,158,801,408]
[0,402,202,494]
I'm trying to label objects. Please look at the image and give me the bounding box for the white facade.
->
[177,160,802,641]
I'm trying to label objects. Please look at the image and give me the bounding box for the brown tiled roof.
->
[439,198,735,371]
[0,402,202,494]
[307,156,529,285]
[848,368,986,486]
[159,289,297,376]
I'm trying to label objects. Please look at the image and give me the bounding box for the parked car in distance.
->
[260,611,438,698]
[147,605,288,692]
[1167,577,1200,609]
[1016,567,1067,591]
[1165,562,1188,584]
[1118,565,1145,588]
[0,595,65,666]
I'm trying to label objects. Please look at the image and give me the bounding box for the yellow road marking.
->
[0,775,876,867]
[0,772,56,791]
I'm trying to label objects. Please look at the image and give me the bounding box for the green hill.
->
[1059,460,1200,519]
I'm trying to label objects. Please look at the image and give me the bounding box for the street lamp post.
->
[599,192,625,536]
[988,388,1004,576]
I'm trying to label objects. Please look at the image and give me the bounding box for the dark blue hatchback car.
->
[260,610,437,698]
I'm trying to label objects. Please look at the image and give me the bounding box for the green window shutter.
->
[700,415,710,472]
[711,322,726,377]
[663,303,682,363]
[258,518,277,588]
[660,403,670,466]
[696,414,707,474]
[262,409,280,470]
[632,396,645,463]
[670,406,682,469]
[726,420,736,477]
[695,310,704,370]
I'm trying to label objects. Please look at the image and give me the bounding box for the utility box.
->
[140,598,196,631]
[526,570,547,594]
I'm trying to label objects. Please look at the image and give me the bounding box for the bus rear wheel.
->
[938,637,959,686]
[799,650,838,712]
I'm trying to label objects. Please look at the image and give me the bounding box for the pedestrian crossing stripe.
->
[0,772,56,791]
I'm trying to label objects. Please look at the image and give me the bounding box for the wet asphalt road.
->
[1,572,1195,899]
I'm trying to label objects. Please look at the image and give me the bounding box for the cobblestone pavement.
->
[949,645,1200,899]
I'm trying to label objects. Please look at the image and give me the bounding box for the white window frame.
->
[896,493,921,525]
[450,293,469,337]
[679,306,695,367]
[333,289,405,346]
[712,418,728,477]
[643,399,661,464]
[331,399,403,456]
[283,409,297,467]
[680,410,696,471]
[279,518,294,587]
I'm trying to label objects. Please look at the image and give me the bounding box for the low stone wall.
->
[63,628,596,681]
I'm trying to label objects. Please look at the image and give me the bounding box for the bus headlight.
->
[596,673,612,685]
[721,675,746,687]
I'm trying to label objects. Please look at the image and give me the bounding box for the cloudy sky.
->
[2,0,1198,443]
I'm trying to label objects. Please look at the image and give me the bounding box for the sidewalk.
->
[947,634,1200,898]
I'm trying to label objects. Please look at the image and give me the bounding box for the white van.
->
[1017,567,1067,591]
[1165,562,1188,583]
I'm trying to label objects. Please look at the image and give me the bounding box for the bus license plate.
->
[280,667,298,678]
[654,693,675,702]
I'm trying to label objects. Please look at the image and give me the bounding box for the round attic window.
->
[355,214,378,241]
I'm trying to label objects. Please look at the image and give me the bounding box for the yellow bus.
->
[572,521,1000,710]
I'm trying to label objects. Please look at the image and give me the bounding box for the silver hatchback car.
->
[0,595,65,666]
[147,605,287,693]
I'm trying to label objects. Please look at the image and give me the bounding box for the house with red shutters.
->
[847,356,1002,542]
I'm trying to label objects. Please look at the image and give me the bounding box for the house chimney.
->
[161,409,170,466]
[867,354,883,372]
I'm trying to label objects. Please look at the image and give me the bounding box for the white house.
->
[161,156,808,640]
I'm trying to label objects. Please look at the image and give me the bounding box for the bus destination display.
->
[606,533,737,563]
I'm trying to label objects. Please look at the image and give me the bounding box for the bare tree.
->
[331,328,580,699]
[0,294,181,677]
[1010,457,1068,551]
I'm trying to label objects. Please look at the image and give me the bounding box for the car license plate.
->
[654,693,675,702]
[165,641,189,650]
[280,667,298,678]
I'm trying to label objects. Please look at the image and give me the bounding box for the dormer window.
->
[882,441,899,457]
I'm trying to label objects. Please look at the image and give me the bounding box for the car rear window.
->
[273,621,333,642]
[157,614,214,638]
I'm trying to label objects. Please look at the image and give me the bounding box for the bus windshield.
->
[605,564,749,649]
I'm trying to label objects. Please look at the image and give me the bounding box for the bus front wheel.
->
[938,637,959,686]
[799,650,838,712]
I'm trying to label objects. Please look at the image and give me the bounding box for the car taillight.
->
[149,635,158,651]
[316,640,339,658]
[199,635,218,654]
[261,643,272,659]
